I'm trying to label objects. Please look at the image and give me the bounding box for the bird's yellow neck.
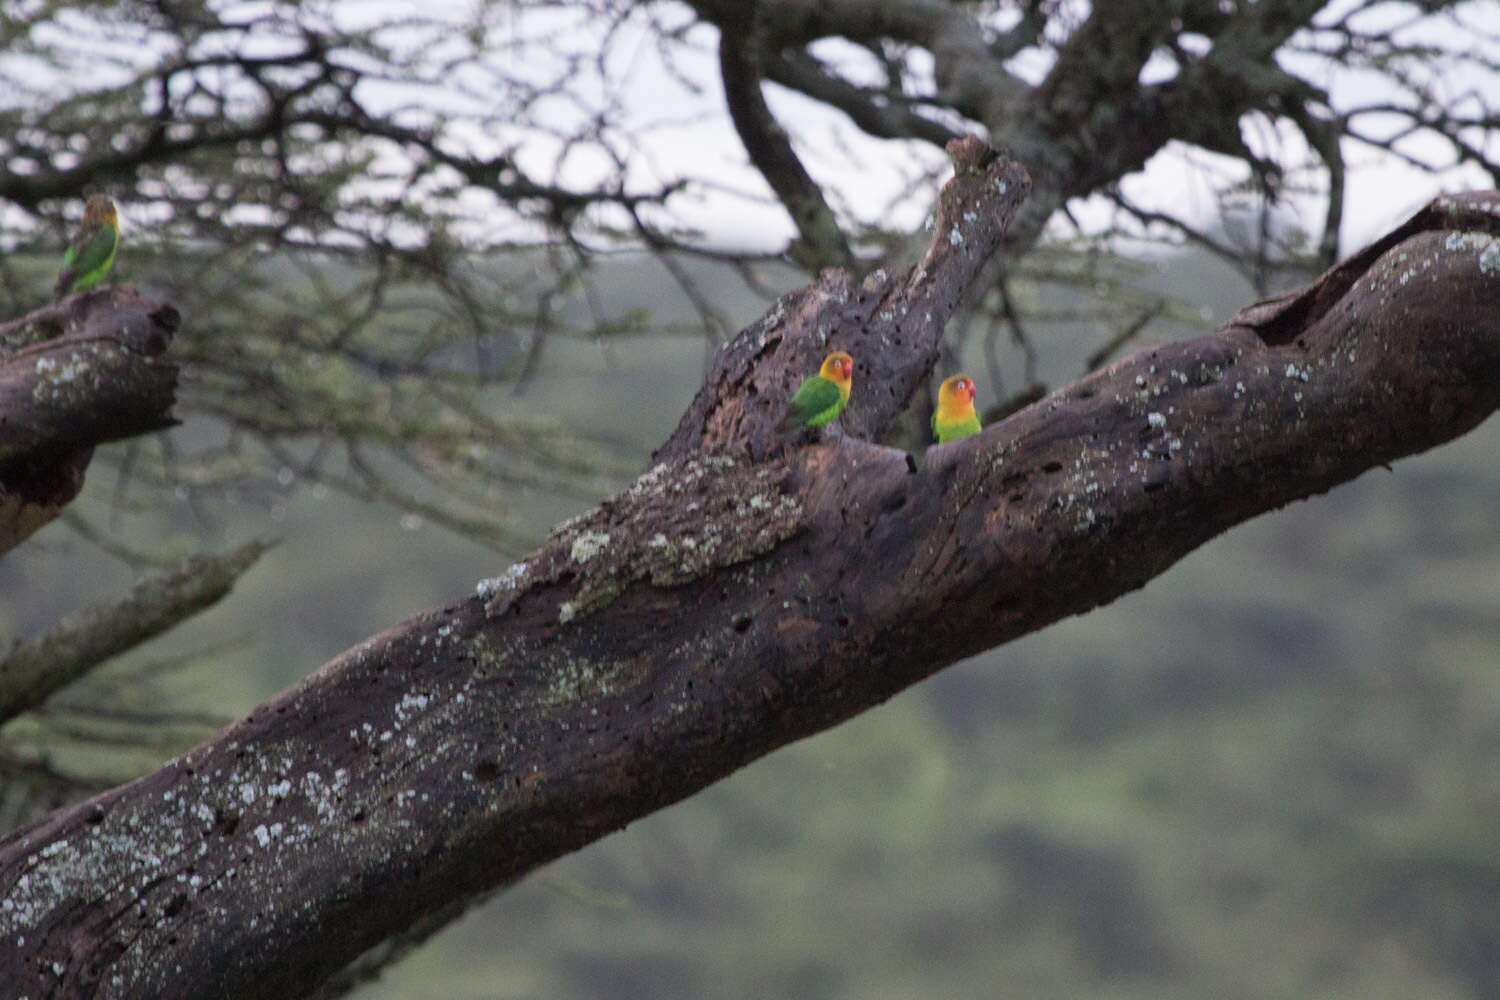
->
[936,395,973,422]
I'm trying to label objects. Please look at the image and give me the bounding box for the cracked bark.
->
[2,147,1499,1000]
[0,288,180,557]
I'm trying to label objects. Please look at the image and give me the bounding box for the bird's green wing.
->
[783,375,845,428]
[69,225,117,282]
[57,224,118,297]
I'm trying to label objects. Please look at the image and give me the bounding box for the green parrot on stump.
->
[932,374,981,443]
[778,351,854,432]
[55,193,119,300]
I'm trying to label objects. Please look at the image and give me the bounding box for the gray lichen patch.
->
[536,640,645,711]
[31,345,124,407]
[1,316,63,354]
[0,736,333,945]
[1188,361,1225,387]
[0,653,525,990]
[1482,242,1500,276]
[462,622,649,715]
[484,456,804,622]
[537,650,623,707]
[1446,230,1500,276]
[476,561,530,603]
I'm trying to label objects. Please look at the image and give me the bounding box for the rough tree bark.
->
[0,289,179,557]
[3,143,1500,999]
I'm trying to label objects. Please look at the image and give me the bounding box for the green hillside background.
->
[3,247,1498,999]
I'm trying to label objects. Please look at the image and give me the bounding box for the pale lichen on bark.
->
[30,343,124,408]
[1,316,57,353]
[479,456,803,622]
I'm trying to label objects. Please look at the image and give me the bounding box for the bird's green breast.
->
[932,413,982,443]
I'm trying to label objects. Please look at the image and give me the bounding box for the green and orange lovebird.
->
[778,351,854,431]
[54,193,119,300]
[932,374,981,443]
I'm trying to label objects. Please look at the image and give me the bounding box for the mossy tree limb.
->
[3,156,1500,999]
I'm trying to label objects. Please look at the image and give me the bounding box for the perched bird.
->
[778,351,854,432]
[54,193,119,300]
[932,374,981,443]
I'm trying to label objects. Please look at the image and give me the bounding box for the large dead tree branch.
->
[3,145,1500,999]
[0,289,179,557]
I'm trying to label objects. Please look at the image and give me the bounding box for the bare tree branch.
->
[762,49,963,148]
[718,11,855,273]
[0,541,268,724]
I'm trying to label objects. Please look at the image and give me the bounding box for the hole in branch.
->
[214,810,240,837]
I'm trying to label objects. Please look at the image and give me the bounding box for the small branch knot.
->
[945,135,998,174]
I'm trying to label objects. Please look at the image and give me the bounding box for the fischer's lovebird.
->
[778,351,854,431]
[55,193,119,300]
[932,374,981,443]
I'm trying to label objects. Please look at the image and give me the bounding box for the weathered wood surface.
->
[2,150,1499,999]
[0,287,179,555]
